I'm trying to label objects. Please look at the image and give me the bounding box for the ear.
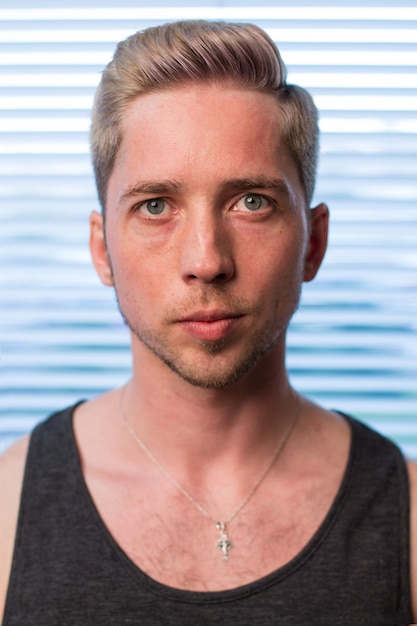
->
[303,203,329,282]
[89,210,114,286]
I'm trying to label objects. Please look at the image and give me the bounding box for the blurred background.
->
[1,0,416,454]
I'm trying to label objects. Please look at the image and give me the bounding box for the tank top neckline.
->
[67,403,357,604]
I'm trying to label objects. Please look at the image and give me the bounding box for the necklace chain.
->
[120,387,301,560]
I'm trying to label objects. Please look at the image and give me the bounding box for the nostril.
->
[215,273,229,282]
[188,271,229,283]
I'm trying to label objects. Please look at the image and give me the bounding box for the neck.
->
[122,338,297,479]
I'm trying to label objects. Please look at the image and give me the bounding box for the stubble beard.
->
[131,321,280,389]
[115,293,300,390]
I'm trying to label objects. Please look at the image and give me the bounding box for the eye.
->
[234,193,268,212]
[141,198,166,216]
[133,197,171,218]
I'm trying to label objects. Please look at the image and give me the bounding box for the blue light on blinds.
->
[1,2,416,455]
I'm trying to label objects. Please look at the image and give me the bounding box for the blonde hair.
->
[91,20,319,210]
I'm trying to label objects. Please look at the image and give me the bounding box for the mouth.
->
[180,310,242,323]
[177,311,244,342]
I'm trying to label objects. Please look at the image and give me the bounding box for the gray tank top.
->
[2,404,413,625]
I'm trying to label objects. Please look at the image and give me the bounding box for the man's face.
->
[91,83,326,389]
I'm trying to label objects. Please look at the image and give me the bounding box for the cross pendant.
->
[216,521,232,560]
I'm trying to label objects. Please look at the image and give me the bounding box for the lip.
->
[177,311,244,341]
[180,310,241,323]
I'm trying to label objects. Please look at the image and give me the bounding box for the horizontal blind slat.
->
[1,2,416,458]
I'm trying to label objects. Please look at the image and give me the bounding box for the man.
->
[0,20,416,624]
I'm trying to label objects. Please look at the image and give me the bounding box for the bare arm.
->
[407,459,417,623]
[0,436,29,623]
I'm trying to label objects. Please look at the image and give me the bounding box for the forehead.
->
[108,83,303,207]
[120,82,281,152]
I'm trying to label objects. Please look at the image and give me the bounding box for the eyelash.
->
[132,192,275,219]
[133,198,170,218]
[233,193,272,213]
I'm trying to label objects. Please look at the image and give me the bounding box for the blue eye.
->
[243,194,263,211]
[145,199,166,215]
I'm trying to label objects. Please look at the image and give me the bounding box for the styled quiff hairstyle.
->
[91,20,319,211]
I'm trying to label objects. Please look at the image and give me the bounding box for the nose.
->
[179,210,235,284]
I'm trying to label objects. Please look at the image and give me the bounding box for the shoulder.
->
[0,401,83,623]
[0,401,87,623]
[407,459,417,622]
[0,435,30,623]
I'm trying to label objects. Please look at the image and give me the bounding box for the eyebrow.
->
[221,177,291,197]
[220,177,295,208]
[119,180,182,204]
[119,176,292,205]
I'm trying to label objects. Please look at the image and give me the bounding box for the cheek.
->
[108,240,174,315]
[258,249,306,323]
[238,224,307,285]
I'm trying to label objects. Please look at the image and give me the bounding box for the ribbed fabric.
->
[3,404,413,625]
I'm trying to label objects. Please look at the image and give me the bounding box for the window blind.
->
[1,2,416,454]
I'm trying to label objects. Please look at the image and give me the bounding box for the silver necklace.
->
[120,388,300,561]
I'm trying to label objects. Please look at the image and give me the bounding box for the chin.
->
[123,304,288,390]
[156,336,280,390]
